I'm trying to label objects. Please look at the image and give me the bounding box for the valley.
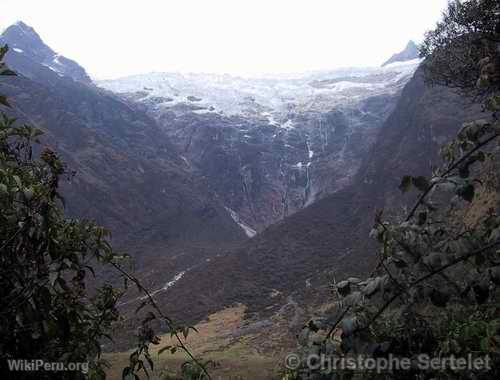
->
[1,4,499,378]
[0,21,440,349]
[99,56,420,232]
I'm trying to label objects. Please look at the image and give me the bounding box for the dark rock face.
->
[0,21,92,84]
[133,100,398,232]
[101,66,416,232]
[382,40,420,67]
[0,23,245,266]
[158,69,482,324]
[2,24,461,332]
[228,97,393,230]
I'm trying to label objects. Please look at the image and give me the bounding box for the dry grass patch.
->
[104,305,279,380]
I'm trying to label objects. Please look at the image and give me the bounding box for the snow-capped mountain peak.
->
[0,21,92,84]
[98,59,420,118]
[382,40,420,67]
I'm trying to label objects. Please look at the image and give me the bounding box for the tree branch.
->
[406,132,500,222]
[110,261,212,380]
[358,239,500,332]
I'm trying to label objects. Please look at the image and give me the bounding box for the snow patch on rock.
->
[225,206,257,238]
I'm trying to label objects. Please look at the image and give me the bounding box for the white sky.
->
[0,0,449,79]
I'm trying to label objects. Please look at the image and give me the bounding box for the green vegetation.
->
[287,1,500,379]
[0,45,120,379]
[0,46,209,379]
[1,1,500,380]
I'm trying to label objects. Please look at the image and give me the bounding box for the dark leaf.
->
[459,164,470,178]
[399,175,413,193]
[429,288,450,307]
[307,320,319,332]
[473,283,490,304]
[0,95,11,108]
[158,345,172,356]
[122,367,132,380]
[457,183,475,202]
[489,267,500,285]
[412,176,430,191]
[417,211,427,226]
[336,280,351,296]
[0,69,17,76]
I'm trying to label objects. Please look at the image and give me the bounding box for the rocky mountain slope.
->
[382,40,420,67]
[143,67,483,330]
[99,54,420,232]
[1,21,91,84]
[2,25,469,349]
[0,22,246,271]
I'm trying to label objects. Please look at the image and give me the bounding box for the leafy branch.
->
[359,239,500,333]
[406,130,500,221]
[110,261,212,380]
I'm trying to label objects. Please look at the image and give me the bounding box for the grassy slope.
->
[105,305,280,380]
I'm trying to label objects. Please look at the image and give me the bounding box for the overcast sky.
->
[0,0,449,79]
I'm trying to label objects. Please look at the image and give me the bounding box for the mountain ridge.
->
[99,55,419,232]
[0,22,246,268]
[382,40,420,67]
[137,67,483,336]
[0,21,92,84]
[2,23,465,351]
